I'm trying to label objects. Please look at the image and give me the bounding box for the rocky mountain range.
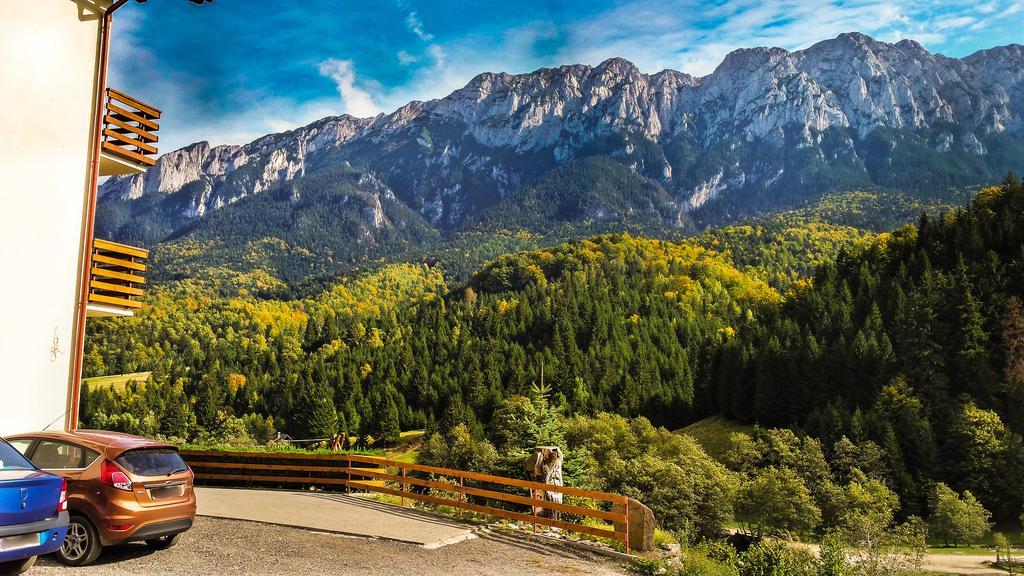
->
[98,32,1023,252]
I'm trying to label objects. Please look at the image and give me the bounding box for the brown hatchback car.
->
[5,430,195,566]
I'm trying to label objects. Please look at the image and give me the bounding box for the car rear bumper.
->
[97,494,196,546]
[0,511,69,563]
[128,517,192,541]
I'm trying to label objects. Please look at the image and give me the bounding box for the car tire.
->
[56,514,103,567]
[0,556,36,576]
[145,533,182,550]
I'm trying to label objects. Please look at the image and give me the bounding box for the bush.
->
[739,540,817,576]
[846,517,927,576]
[242,413,278,444]
[567,413,738,536]
[629,557,664,576]
[736,467,821,537]
[91,410,160,437]
[676,552,739,576]
[418,424,498,473]
[194,412,253,446]
[929,483,992,546]
[994,532,1016,567]
[817,532,852,576]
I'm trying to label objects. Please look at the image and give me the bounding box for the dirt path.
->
[923,553,1007,575]
[797,540,1006,575]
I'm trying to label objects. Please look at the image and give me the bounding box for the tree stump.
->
[524,446,564,520]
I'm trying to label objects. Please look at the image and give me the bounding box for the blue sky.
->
[110,0,1024,152]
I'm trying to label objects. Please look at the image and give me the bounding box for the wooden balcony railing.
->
[87,238,148,314]
[101,88,160,168]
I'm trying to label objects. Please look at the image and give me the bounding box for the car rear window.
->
[115,449,188,477]
[0,440,35,471]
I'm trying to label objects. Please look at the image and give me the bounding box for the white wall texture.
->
[0,1,108,434]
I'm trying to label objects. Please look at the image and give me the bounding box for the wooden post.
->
[346,457,351,494]
[532,499,538,534]
[401,467,407,507]
[624,499,630,555]
[458,477,464,518]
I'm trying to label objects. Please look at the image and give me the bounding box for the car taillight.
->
[100,460,132,492]
[57,478,68,513]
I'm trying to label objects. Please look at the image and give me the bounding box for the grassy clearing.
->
[924,545,995,556]
[675,415,754,461]
[82,371,152,391]
[926,523,1023,555]
[387,430,424,463]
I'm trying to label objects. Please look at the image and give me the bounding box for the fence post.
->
[346,456,351,495]
[401,467,407,507]
[624,498,630,555]
[531,487,538,534]
[458,477,464,518]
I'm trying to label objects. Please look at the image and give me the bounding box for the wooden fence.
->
[181,449,635,553]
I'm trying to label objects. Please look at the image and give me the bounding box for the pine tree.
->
[1003,296,1024,388]
[953,264,996,398]
[292,378,338,440]
[377,393,401,446]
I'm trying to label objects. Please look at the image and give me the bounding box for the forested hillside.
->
[711,176,1024,520]
[82,178,1024,530]
[83,235,776,440]
[142,187,955,297]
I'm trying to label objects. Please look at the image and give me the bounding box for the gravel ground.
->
[32,516,629,576]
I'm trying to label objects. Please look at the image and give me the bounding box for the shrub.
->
[735,467,821,537]
[418,424,498,473]
[738,540,816,576]
[929,483,992,547]
[629,557,663,576]
[817,533,852,576]
[568,414,738,536]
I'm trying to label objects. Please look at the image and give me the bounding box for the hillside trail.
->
[793,540,1006,575]
[922,553,1008,575]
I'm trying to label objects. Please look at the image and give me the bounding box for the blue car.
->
[0,439,69,575]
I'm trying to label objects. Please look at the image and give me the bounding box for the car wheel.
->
[57,514,103,566]
[145,533,182,550]
[0,556,36,576]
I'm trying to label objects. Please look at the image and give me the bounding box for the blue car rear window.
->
[0,441,35,471]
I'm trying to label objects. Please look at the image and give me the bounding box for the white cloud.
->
[406,11,433,41]
[426,44,447,68]
[935,15,976,29]
[516,0,1014,76]
[317,58,382,117]
[397,50,419,65]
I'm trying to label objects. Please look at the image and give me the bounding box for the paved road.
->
[195,487,476,548]
[33,516,628,576]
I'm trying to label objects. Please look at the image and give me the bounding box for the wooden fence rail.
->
[180,449,634,553]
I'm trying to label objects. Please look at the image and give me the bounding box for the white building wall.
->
[0,1,107,435]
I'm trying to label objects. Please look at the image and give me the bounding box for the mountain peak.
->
[99,33,1023,239]
[594,56,641,76]
[835,31,878,45]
